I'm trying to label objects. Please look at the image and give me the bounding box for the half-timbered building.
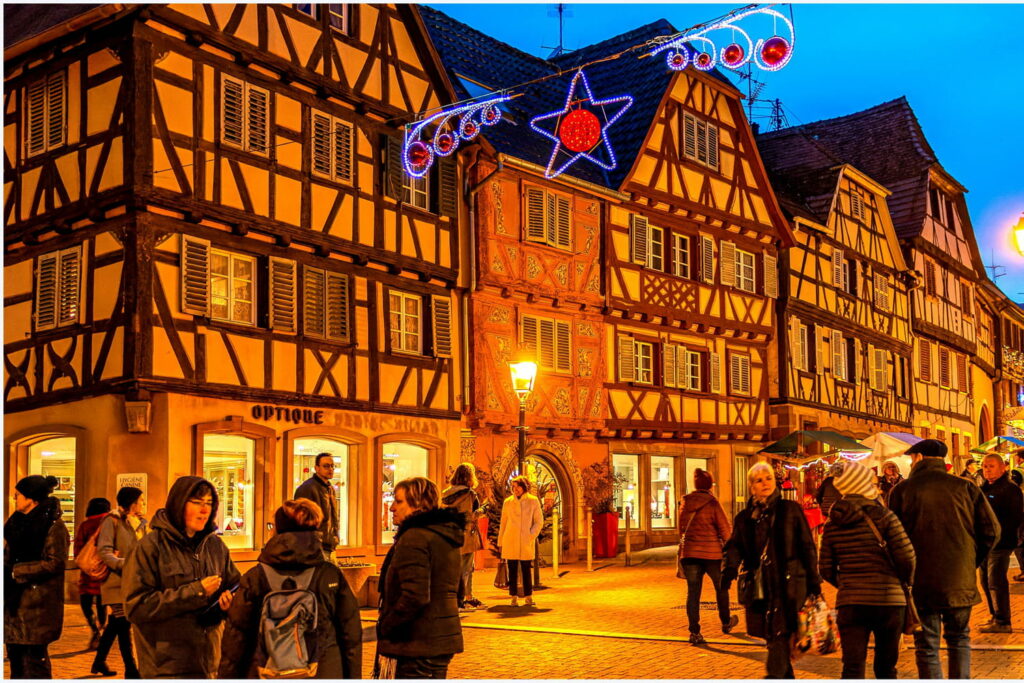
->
[423,8,792,553]
[755,136,916,482]
[756,98,997,467]
[984,280,1024,440]
[4,3,464,562]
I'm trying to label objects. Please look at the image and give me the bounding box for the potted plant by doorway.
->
[582,461,626,558]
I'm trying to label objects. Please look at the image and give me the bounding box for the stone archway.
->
[979,404,993,444]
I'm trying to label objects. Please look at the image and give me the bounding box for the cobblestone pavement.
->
[7,547,1024,679]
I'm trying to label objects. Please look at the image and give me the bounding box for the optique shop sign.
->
[251,404,325,425]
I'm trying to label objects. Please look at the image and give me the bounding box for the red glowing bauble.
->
[406,141,431,169]
[485,108,497,122]
[462,121,478,138]
[695,52,712,69]
[670,52,687,68]
[723,43,745,66]
[559,108,602,153]
[761,36,790,66]
[436,133,454,154]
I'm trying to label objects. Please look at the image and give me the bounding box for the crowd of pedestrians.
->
[3,441,1023,679]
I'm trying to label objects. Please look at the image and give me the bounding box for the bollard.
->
[552,510,559,578]
[625,506,631,567]
[586,507,593,571]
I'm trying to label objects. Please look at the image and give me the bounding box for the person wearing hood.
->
[677,468,737,645]
[814,462,844,515]
[4,475,70,679]
[375,477,465,679]
[819,460,916,679]
[441,463,484,612]
[123,476,240,678]
[888,439,999,679]
[722,463,820,679]
[92,486,148,678]
[218,498,362,679]
[75,497,111,651]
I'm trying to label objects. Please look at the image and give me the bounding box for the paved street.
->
[7,547,1024,679]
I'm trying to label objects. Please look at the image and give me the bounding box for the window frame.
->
[24,70,67,157]
[672,233,691,279]
[735,248,756,293]
[34,245,82,332]
[682,112,719,171]
[634,340,654,385]
[209,248,257,326]
[683,349,703,391]
[388,290,422,356]
[402,173,430,211]
[311,110,354,184]
[521,313,572,374]
[729,353,752,395]
[220,75,271,157]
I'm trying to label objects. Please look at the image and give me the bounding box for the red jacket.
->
[678,491,731,560]
[74,513,108,594]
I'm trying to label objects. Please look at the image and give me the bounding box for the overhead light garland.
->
[402,3,795,177]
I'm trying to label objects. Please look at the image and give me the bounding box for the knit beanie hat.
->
[15,475,58,503]
[693,468,713,491]
[834,461,877,498]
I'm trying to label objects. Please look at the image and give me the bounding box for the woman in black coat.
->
[376,477,465,679]
[4,475,71,679]
[218,499,362,679]
[724,463,821,679]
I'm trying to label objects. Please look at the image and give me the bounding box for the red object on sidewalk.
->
[592,512,619,558]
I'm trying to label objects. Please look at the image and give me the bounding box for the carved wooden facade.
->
[771,167,914,439]
[5,3,463,557]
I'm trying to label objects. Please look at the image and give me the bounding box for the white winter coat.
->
[497,493,543,561]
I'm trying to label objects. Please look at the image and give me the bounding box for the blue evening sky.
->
[430,3,1024,299]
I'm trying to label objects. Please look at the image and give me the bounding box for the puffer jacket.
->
[888,458,999,610]
[980,473,1024,551]
[815,477,841,515]
[678,490,731,560]
[97,508,148,605]
[75,513,108,595]
[819,495,915,607]
[123,476,240,678]
[219,530,362,679]
[3,497,70,645]
[377,507,466,659]
[441,485,482,554]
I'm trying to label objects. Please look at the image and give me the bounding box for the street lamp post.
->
[509,360,541,588]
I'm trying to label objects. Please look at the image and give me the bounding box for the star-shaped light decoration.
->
[529,69,633,180]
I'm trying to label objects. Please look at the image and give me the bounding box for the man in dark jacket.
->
[4,475,70,679]
[978,454,1024,633]
[376,477,465,679]
[1013,449,1024,582]
[295,453,340,562]
[219,499,362,678]
[888,439,1000,679]
[123,476,240,678]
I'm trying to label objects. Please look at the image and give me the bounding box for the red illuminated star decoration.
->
[530,70,633,180]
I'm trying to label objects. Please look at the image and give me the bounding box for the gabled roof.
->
[5,4,99,50]
[418,5,734,190]
[755,97,963,239]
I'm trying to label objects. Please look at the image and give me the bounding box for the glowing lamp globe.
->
[722,43,745,67]
[406,141,431,171]
[509,361,538,399]
[761,36,791,67]
[694,52,713,70]
[559,108,602,153]
[1014,213,1024,256]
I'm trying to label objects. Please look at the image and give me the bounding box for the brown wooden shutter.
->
[303,267,326,338]
[26,78,47,156]
[630,214,649,265]
[312,113,332,177]
[538,318,556,369]
[222,76,245,147]
[34,251,59,331]
[46,72,66,150]
[663,343,678,388]
[925,261,936,296]
[720,240,736,287]
[334,119,353,182]
[852,338,861,384]
[867,343,877,390]
[956,353,967,393]
[384,135,403,200]
[707,124,719,169]
[246,84,269,154]
[525,188,546,242]
[939,347,951,387]
[696,119,708,164]
[831,330,844,379]
[831,248,844,288]
[700,235,715,284]
[57,246,81,325]
[709,351,721,393]
[920,341,932,383]
[555,196,571,249]
[431,295,452,358]
[877,348,888,391]
[788,316,800,371]
[521,314,539,361]
[814,324,823,375]
[555,320,571,372]
[763,253,778,298]
[438,156,458,219]
[729,354,741,393]
[683,113,697,160]
[874,272,890,310]
[181,235,211,316]
[268,257,297,333]
[618,335,635,382]
[326,272,350,342]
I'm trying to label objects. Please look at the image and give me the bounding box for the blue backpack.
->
[256,564,320,679]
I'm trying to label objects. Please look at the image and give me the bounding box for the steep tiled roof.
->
[4,4,96,50]
[419,5,734,190]
[756,97,958,238]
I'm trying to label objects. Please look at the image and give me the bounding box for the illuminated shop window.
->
[203,433,255,550]
[292,438,350,547]
[650,456,676,529]
[28,437,76,550]
[612,453,640,529]
[381,442,428,545]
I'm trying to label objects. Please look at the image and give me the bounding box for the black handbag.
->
[737,542,769,605]
[493,559,508,589]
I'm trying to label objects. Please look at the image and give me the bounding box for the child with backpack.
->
[218,499,362,679]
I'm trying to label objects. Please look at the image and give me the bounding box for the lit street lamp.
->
[1014,213,1024,256]
[509,360,538,475]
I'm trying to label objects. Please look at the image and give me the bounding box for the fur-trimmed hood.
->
[395,506,466,548]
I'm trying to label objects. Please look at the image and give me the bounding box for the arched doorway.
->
[524,453,564,563]
[979,404,993,444]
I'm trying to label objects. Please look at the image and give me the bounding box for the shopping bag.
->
[75,526,110,581]
[493,559,508,589]
[791,594,840,661]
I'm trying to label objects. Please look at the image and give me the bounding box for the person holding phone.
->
[123,476,240,678]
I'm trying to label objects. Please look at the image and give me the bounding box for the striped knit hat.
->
[834,460,877,499]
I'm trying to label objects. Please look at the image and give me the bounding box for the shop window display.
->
[28,436,76,552]
[650,455,676,529]
[612,453,640,529]
[292,437,350,546]
[203,433,255,550]
[381,442,428,544]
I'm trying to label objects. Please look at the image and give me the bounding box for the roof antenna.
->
[769,98,789,131]
[988,248,1006,283]
[543,4,573,59]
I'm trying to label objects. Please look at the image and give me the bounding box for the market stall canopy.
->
[759,430,871,458]
[971,435,1024,454]
[860,432,921,474]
